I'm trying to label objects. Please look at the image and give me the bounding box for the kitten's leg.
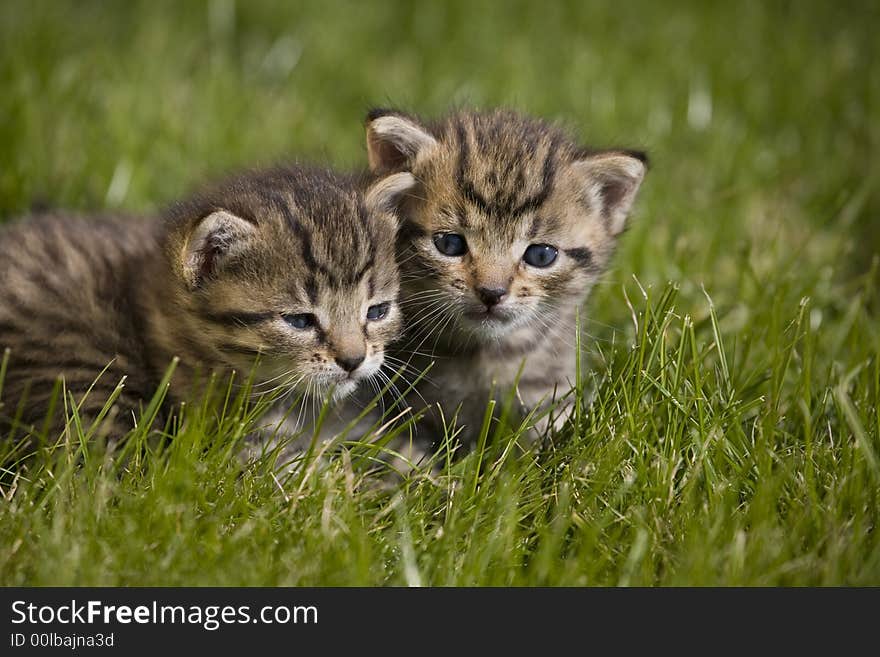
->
[515,380,576,443]
[376,430,435,478]
[241,393,388,473]
[239,403,319,472]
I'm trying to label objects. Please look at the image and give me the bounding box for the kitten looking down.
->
[0,165,414,444]
[364,108,647,448]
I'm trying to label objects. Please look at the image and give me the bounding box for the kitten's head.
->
[365,109,646,344]
[162,165,415,399]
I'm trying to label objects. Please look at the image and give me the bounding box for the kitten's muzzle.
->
[335,354,366,374]
[476,286,508,308]
[463,303,514,325]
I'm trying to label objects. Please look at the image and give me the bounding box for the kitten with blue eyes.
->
[364,108,647,451]
[0,164,414,447]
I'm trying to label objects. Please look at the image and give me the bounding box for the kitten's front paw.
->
[525,399,575,443]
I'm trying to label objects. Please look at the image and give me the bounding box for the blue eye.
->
[283,313,317,330]
[523,244,558,268]
[433,233,468,256]
[366,302,391,321]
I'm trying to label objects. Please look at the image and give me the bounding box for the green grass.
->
[1,0,878,585]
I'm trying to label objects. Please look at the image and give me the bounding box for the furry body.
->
[365,109,647,449]
[0,165,413,445]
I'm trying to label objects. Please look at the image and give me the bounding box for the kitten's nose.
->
[335,354,365,373]
[476,286,508,308]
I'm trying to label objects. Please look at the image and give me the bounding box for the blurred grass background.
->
[0,0,878,585]
[1,1,877,314]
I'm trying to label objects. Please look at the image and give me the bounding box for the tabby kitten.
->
[364,108,647,448]
[0,165,414,446]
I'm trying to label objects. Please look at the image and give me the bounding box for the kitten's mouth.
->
[461,309,518,335]
[463,307,512,324]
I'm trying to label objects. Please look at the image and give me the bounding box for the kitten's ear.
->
[182,210,255,288]
[570,150,647,236]
[364,172,417,221]
[365,109,438,174]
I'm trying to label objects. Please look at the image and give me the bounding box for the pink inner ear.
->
[194,234,223,286]
[189,223,239,288]
[599,178,628,218]
[368,131,408,172]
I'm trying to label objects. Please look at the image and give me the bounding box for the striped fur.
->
[365,108,647,448]
[0,165,413,444]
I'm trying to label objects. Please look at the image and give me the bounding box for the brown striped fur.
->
[365,108,647,449]
[0,165,414,445]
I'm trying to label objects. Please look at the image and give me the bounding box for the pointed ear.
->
[570,151,647,236]
[365,109,438,174]
[364,172,417,221]
[182,210,255,288]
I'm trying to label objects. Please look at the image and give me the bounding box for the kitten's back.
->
[0,214,159,436]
